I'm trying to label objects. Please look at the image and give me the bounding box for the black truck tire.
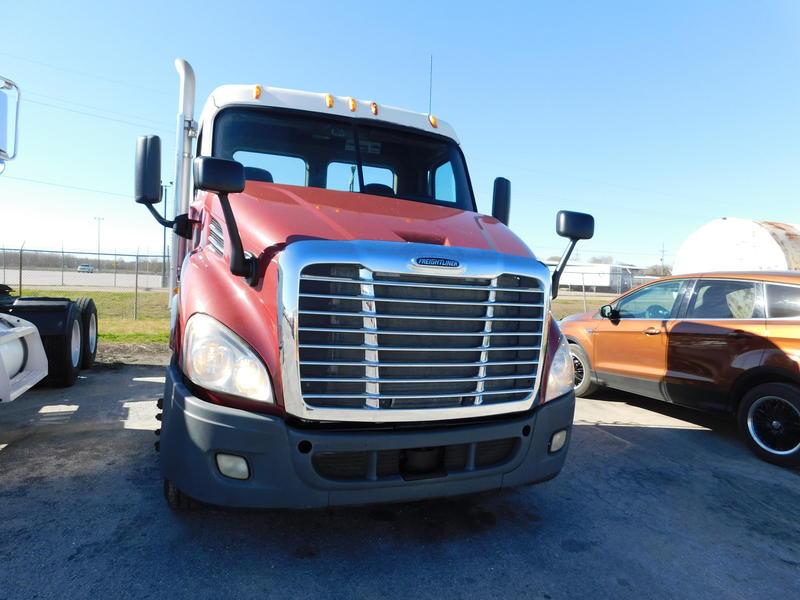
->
[75,297,98,369]
[42,304,84,387]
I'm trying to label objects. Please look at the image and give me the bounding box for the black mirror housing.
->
[193,157,245,194]
[492,177,511,225]
[135,135,161,205]
[556,210,594,241]
[599,304,617,319]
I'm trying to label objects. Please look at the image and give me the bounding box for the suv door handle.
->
[643,327,661,335]
[727,330,747,339]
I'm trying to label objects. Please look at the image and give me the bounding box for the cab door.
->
[593,279,687,401]
[665,278,768,411]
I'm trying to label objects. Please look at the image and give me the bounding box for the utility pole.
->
[94,217,104,270]
[161,181,173,287]
[660,243,666,276]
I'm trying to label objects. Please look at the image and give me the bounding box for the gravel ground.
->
[1,362,798,599]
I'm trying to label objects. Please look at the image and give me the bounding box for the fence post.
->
[134,251,139,320]
[581,272,587,313]
[18,244,24,296]
[61,243,65,287]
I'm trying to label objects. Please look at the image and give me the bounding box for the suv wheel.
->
[738,383,800,467]
[569,343,600,397]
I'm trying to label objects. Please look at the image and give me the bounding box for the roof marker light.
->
[325,94,334,108]
[253,85,262,100]
[428,114,438,128]
[348,97,357,112]
[370,101,379,116]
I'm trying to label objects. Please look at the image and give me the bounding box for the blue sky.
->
[1,0,798,265]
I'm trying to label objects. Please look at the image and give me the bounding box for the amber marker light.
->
[370,101,379,115]
[428,114,438,128]
[253,85,262,99]
[325,94,334,108]
[348,97,357,112]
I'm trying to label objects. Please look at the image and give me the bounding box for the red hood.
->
[224,182,534,258]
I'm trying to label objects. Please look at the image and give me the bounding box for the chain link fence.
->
[0,247,169,294]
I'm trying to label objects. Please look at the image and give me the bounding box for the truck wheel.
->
[738,383,800,468]
[42,304,83,387]
[164,478,194,510]
[569,343,599,397]
[75,297,98,369]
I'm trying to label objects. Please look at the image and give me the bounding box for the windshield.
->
[212,107,475,211]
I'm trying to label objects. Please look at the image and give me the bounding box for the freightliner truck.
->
[135,60,594,509]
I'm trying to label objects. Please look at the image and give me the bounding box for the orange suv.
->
[560,272,800,467]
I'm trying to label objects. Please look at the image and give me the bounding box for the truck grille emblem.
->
[413,257,460,268]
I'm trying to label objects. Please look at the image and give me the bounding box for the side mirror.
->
[556,210,594,241]
[0,76,21,171]
[193,156,245,194]
[599,304,617,319]
[551,210,595,300]
[135,135,162,204]
[492,177,511,225]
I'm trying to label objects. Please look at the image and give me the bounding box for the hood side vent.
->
[209,218,224,255]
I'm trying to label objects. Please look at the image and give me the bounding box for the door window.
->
[616,280,683,319]
[766,284,800,318]
[686,280,763,319]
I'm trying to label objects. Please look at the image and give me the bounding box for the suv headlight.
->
[182,313,273,403]
[544,334,574,402]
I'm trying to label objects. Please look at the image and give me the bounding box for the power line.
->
[26,98,174,134]
[27,90,173,128]
[2,175,130,198]
[0,51,171,96]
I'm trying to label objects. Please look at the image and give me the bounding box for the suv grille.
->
[297,264,545,411]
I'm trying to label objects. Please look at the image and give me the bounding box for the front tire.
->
[738,383,800,467]
[569,343,600,397]
[164,479,194,510]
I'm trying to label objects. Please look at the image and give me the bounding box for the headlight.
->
[544,334,573,402]
[182,313,273,403]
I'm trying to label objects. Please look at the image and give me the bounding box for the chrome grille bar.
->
[299,310,542,322]
[299,344,541,352]
[299,292,543,307]
[303,388,535,400]
[300,274,542,293]
[299,327,542,337]
[300,360,539,367]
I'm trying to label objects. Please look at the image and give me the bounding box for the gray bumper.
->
[160,365,575,509]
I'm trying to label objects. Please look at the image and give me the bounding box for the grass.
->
[18,288,616,343]
[24,289,170,343]
[551,294,617,320]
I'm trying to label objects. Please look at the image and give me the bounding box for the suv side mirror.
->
[551,210,595,299]
[193,156,245,194]
[135,135,162,205]
[557,210,594,240]
[599,304,618,319]
[492,177,511,225]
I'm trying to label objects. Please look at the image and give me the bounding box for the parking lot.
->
[0,358,798,600]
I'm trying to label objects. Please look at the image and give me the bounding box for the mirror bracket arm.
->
[145,202,174,228]
[217,192,257,286]
[551,238,579,300]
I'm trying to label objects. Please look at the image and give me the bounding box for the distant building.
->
[543,261,645,293]
[673,218,800,275]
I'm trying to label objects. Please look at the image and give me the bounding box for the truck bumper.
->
[160,365,575,509]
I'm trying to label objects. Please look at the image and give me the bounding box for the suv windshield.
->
[212,107,475,210]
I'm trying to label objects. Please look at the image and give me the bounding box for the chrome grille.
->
[297,264,545,411]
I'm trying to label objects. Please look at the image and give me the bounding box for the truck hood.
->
[228,182,534,258]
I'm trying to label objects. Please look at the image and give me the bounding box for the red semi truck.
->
[135,60,593,509]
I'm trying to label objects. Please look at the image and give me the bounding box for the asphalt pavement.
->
[1,360,798,599]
